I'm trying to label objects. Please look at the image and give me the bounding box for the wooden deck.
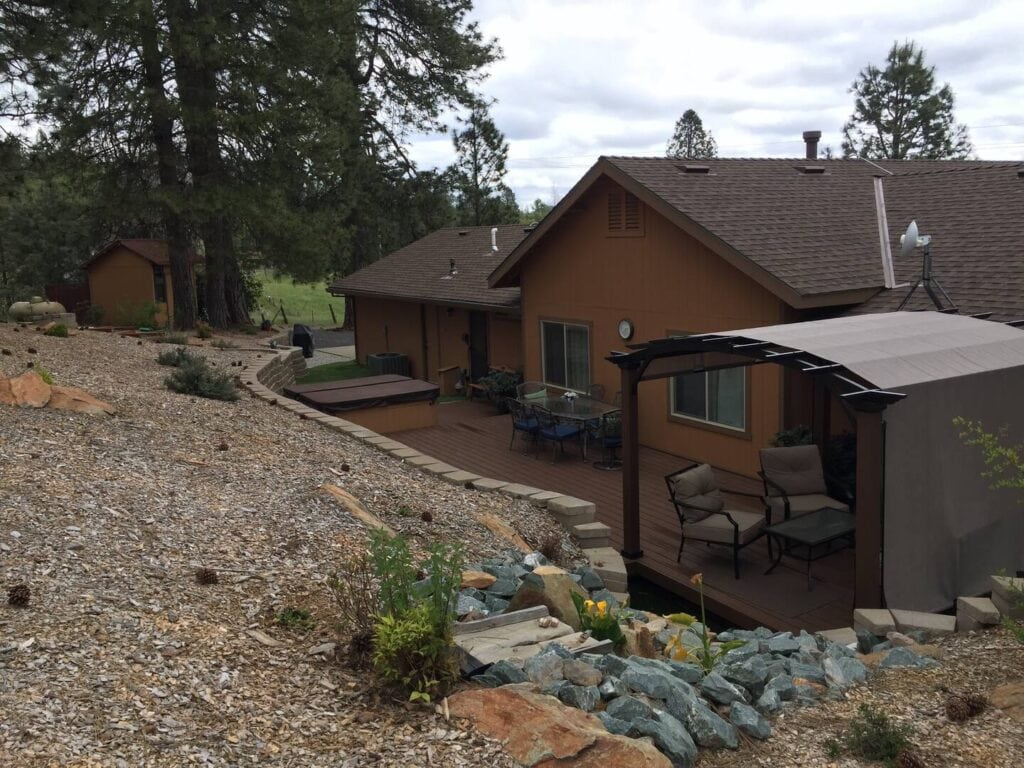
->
[392,401,855,632]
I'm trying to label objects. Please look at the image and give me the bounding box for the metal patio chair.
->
[532,405,583,462]
[507,398,539,451]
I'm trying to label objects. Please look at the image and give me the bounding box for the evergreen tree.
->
[842,41,973,160]
[450,103,519,226]
[520,198,552,225]
[666,109,717,159]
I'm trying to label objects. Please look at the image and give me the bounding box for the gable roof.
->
[328,225,529,311]
[84,239,201,268]
[489,157,1024,314]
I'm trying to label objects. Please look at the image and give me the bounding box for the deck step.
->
[572,521,611,549]
[956,596,1000,631]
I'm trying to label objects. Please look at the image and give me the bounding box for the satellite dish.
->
[899,220,919,259]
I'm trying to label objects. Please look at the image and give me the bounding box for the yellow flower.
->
[690,572,704,586]
[666,612,696,626]
[584,599,595,611]
[597,601,608,616]
[665,632,690,661]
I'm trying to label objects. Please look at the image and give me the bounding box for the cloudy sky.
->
[407,0,1024,206]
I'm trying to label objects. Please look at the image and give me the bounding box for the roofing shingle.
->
[329,225,528,310]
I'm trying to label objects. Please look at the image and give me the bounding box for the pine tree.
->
[842,41,973,160]
[450,103,519,226]
[666,109,717,159]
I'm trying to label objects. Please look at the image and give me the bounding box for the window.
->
[607,190,644,236]
[541,321,590,391]
[671,367,746,431]
[153,265,167,304]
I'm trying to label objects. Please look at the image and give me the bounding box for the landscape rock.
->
[489,659,529,685]
[46,385,115,415]
[700,672,749,706]
[667,693,739,749]
[606,695,655,722]
[448,685,672,767]
[596,711,632,736]
[990,680,1024,723]
[462,570,498,589]
[788,661,827,685]
[523,652,564,686]
[457,594,489,616]
[856,628,880,654]
[765,674,797,701]
[506,570,587,630]
[598,675,627,701]
[755,687,782,714]
[563,659,603,686]
[729,701,772,740]
[487,578,520,598]
[557,683,601,712]
[766,633,801,655]
[622,662,697,703]
[720,654,768,696]
[879,646,939,669]
[632,711,698,768]
[4,370,51,407]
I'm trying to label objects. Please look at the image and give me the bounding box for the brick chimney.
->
[803,130,822,160]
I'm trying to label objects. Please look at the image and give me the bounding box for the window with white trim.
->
[670,367,746,431]
[541,321,590,391]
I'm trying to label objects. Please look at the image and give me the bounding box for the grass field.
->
[294,360,371,385]
[251,269,345,327]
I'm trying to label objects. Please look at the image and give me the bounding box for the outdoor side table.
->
[764,507,856,590]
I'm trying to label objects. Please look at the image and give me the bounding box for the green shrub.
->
[276,607,315,633]
[477,368,523,414]
[195,320,214,339]
[373,602,455,701]
[163,333,188,345]
[115,300,158,329]
[157,346,201,367]
[770,424,812,447]
[81,304,104,326]
[44,324,68,338]
[210,337,239,349]
[824,704,914,766]
[164,357,239,401]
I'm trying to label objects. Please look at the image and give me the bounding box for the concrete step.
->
[890,608,956,636]
[584,547,628,592]
[956,596,1000,631]
[817,627,857,647]
[853,608,895,636]
[547,496,596,527]
[572,521,611,550]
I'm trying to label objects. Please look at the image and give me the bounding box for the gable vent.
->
[797,165,826,174]
[677,164,711,174]
[607,190,644,237]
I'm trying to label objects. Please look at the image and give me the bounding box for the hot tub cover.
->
[284,375,439,412]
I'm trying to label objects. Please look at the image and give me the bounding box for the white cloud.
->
[407,0,1024,205]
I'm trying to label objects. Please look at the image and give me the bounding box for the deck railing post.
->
[620,363,643,559]
[854,409,884,607]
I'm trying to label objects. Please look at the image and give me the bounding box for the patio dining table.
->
[519,395,621,460]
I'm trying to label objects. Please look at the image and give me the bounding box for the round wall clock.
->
[618,318,634,341]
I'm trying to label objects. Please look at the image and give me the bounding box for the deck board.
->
[393,401,855,632]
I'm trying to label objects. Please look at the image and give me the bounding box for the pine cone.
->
[945,694,972,722]
[965,693,988,716]
[420,510,433,523]
[7,584,30,607]
[195,567,219,585]
[896,749,927,768]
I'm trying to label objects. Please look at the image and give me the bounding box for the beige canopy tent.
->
[608,311,1024,611]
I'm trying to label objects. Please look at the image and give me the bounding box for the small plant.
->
[328,550,380,665]
[195,320,214,339]
[164,357,239,401]
[770,424,812,447]
[163,333,188,345]
[44,324,68,338]
[81,304,104,326]
[536,531,563,564]
[115,300,158,329]
[665,573,745,672]
[954,417,1024,492]
[372,602,453,702]
[571,593,625,648]
[824,703,914,767]
[396,505,413,517]
[7,583,31,607]
[210,338,239,349]
[276,607,315,633]
[157,346,201,367]
[476,367,523,413]
[34,365,54,385]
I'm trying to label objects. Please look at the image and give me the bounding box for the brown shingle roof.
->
[852,165,1024,322]
[84,239,201,268]
[328,225,527,310]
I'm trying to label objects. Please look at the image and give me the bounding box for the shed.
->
[84,239,198,326]
[608,311,1024,612]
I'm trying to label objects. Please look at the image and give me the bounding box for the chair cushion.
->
[524,389,548,401]
[759,445,827,497]
[670,464,724,518]
[684,509,764,545]
[766,493,849,524]
[544,424,580,439]
[514,418,538,431]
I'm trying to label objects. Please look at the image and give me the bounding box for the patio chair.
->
[517,381,548,401]
[587,383,606,402]
[587,411,622,470]
[758,445,850,525]
[532,405,583,462]
[507,398,539,451]
[665,463,766,579]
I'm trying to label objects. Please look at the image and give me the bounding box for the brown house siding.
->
[352,295,524,382]
[86,245,174,325]
[519,177,788,476]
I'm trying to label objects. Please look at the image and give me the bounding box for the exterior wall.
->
[489,313,523,371]
[353,295,524,382]
[86,246,173,325]
[518,176,788,476]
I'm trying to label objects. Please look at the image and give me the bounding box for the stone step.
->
[442,469,482,485]
[547,496,596,526]
[853,608,895,636]
[890,608,956,636]
[584,547,628,592]
[471,477,510,492]
[572,522,611,549]
[992,591,1024,621]
[500,483,544,499]
[990,574,1024,602]
[817,627,858,647]
[956,596,1001,631]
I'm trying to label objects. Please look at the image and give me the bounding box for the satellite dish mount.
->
[896,220,957,312]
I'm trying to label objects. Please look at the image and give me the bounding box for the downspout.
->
[420,303,429,381]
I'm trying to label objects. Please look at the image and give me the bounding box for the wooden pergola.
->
[607,324,908,609]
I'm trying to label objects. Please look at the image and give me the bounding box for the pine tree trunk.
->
[342,295,354,330]
[138,0,196,330]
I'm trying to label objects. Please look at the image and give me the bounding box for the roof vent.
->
[1018,169,1024,178]
[797,165,827,174]
[678,164,711,174]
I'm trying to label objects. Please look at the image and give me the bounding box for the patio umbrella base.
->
[592,459,622,471]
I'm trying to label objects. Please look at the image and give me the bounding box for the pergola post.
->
[620,362,643,559]
[854,409,884,608]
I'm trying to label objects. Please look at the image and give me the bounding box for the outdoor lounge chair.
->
[665,463,766,579]
[667,462,765,577]
[507,398,539,451]
[758,445,850,525]
[532,405,583,462]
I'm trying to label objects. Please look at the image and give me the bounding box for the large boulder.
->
[448,685,672,767]
[507,568,588,630]
[47,385,115,416]
[5,370,51,407]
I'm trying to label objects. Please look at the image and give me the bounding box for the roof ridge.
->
[886,162,1024,178]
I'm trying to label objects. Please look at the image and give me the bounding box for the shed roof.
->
[84,239,201,268]
[609,311,1024,409]
[328,225,527,311]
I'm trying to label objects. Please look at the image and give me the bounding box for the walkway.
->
[392,401,854,632]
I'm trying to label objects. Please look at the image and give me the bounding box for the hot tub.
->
[284,375,439,432]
